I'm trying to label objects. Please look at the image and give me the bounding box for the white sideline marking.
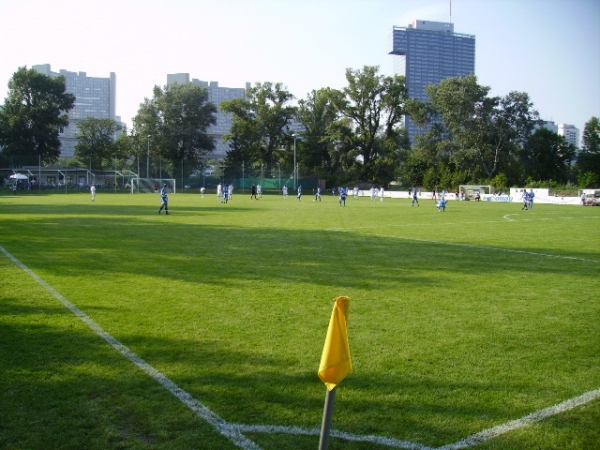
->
[0,245,262,450]
[230,424,435,449]
[360,233,600,263]
[437,389,600,450]
[2,244,599,449]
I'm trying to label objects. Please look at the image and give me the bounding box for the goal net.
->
[131,178,177,194]
[459,184,493,200]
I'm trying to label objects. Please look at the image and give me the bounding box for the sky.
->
[1,0,599,138]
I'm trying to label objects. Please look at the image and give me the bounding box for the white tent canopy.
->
[9,173,28,180]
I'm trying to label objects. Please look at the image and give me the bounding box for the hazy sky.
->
[1,0,599,136]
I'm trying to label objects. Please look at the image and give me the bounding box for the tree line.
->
[1,66,599,189]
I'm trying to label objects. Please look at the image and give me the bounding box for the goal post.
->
[459,184,494,200]
[133,178,177,194]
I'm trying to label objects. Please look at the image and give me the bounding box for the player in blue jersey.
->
[339,187,347,206]
[411,186,420,207]
[158,184,170,215]
[527,189,535,209]
[223,184,230,203]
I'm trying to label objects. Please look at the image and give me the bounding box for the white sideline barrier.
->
[355,188,585,205]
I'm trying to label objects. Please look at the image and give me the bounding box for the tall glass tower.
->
[390,20,475,144]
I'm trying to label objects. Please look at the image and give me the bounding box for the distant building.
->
[535,120,559,134]
[32,64,117,158]
[558,123,579,149]
[389,20,476,145]
[167,74,249,159]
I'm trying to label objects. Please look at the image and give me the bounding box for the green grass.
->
[1,190,599,450]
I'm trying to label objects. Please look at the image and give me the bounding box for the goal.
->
[132,178,177,194]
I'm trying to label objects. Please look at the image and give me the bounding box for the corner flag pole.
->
[318,296,352,450]
[319,387,337,450]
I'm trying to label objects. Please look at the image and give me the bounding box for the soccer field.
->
[1,191,599,450]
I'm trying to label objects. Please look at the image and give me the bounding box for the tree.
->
[575,117,600,186]
[296,88,344,182]
[327,66,410,185]
[410,75,538,183]
[0,67,75,166]
[111,132,135,172]
[74,118,122,170]
[221,82,296,177]
[581,116,600,154]
[522,128,575,183]
[133,83,217,177]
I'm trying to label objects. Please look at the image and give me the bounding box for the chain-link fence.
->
[187,176,320,192]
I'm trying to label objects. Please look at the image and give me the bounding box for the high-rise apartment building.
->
[558,123,579,149]
[33,64,117,158]
[167,74,249,159]
[389,20,476,144]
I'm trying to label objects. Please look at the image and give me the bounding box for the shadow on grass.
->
[0,297,243,450]
[2,293,597,449]
[1,203,598,286]
[1,203,598,449]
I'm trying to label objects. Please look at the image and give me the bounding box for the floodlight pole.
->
[146,135,151,179]
[293,133,298,190]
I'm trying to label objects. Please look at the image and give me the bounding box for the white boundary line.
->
[325,231,599,264]
[393,235,600,263]
[2,244,598,450]
[229,424,435,449]
[0,244,262,450]
[437,389,600,450]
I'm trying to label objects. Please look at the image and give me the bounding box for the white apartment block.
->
[167,73,249,159]
[558,123,580,148]
[33,64,117,158]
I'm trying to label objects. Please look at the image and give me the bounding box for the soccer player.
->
[411,186,420,207]
[158,184,170,215]
[521,190,529,210]
[527,189,535,209]
[314,186,322,202]
[223,184,230,204]
[370,186,378,201]
[251,184,258,199]
[296,185,302,201]
[90,183,96,202]
[282,185,288,198]
[339,187,347,206]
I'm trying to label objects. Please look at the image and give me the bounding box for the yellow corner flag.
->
[318,296,352,391]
